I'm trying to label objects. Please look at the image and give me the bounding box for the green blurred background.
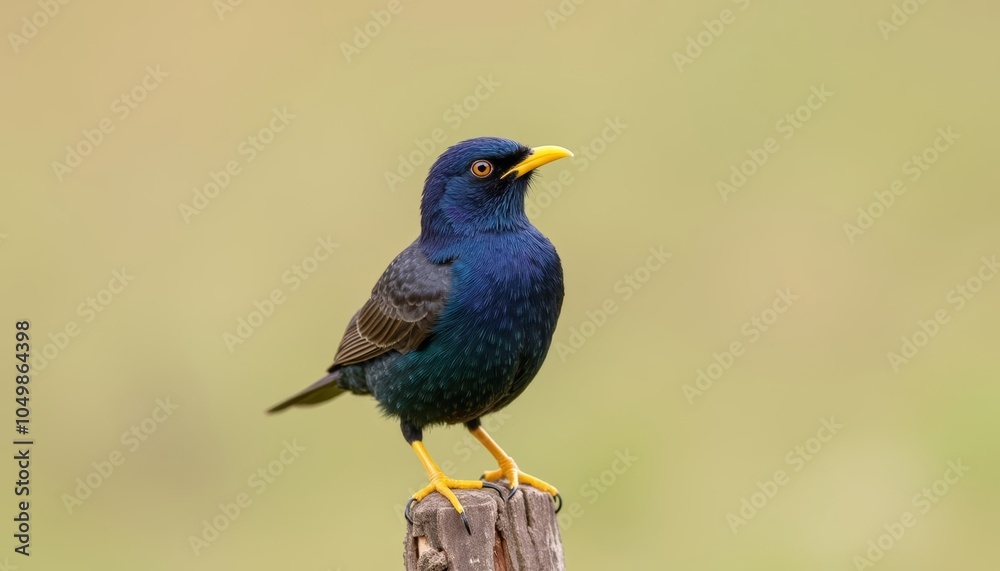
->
[2,0,998,569]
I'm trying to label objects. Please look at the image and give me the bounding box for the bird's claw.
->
[507,484,519,501]
[404,498,417,524]
[482,480,506,499]
[460,511,471,535]
[482,465,560,511]
[406,476,492,534]
[506,485,561,513]
[482,469,519,499]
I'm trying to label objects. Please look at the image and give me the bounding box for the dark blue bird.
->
[268,137,572,532]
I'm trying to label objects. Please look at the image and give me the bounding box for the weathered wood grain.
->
[403,484,564,571]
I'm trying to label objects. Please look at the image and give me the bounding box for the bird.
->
[268,137,573,534]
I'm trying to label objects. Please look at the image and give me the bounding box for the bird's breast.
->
[372,231,564,424]
[440,232,564,370]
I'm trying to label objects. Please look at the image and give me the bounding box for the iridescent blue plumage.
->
[270,137,565,427]
[369,225,563,426]
[268,137,573,529]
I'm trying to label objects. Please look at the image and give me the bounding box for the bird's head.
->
[419,137,572,240]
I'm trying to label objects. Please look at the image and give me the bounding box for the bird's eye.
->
[470,160,493,178]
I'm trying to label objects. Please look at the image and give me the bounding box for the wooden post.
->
[403,484,565,571]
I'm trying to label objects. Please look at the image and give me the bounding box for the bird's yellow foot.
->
[469,424,562,512]
[405,441,505,534]
[482,461,561,509]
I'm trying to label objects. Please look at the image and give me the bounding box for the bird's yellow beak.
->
[502,145,574,179]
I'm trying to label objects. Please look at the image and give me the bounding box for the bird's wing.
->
[329,241,452,369]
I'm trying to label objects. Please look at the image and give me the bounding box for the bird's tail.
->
[267,371,347,414]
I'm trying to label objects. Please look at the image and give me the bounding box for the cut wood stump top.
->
[403,483,564,571]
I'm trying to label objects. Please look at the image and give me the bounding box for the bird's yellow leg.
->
[408,441,506,533]
[471,426,560,500]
